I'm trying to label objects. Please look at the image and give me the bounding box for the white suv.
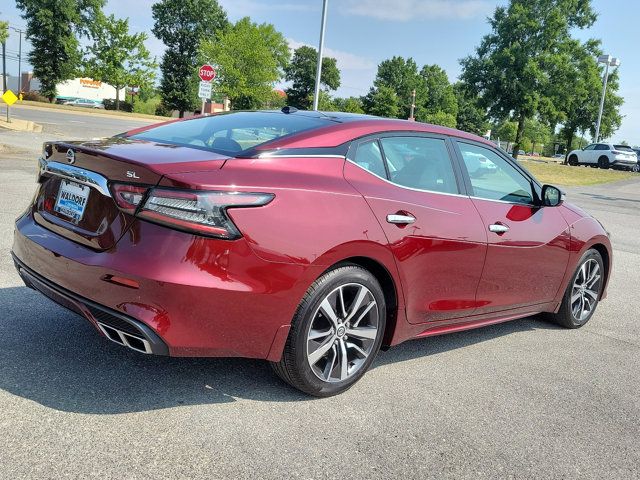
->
[567,143,639,171]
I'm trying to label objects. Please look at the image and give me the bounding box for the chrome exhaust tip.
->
[96,322,153,354]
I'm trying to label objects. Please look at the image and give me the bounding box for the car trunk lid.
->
[34,137,228,251]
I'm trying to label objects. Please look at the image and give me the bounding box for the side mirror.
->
[541,184,564,207]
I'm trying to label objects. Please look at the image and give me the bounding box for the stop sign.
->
[199,64,216,82]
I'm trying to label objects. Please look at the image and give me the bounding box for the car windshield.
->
[129,111,331,155]
[614,145,635,152]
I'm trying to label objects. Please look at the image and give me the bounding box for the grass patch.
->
[8,100,169,120]
[517,160,635,186]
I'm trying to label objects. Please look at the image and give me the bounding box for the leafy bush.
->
[133,94,162,115]
[102,98,133,112]
[154,102,173,117]
[22,91,49,102]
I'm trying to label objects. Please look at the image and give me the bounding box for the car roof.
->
[254,110,493,150]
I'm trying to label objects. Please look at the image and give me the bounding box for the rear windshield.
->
[129,111,330,155]
[614,145,634,152]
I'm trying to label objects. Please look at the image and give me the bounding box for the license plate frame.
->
[54,179,90,223]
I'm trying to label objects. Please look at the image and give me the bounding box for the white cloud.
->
[287,38,375,71]
[340,0,492,21]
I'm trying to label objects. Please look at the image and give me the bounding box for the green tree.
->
[200,17,288,110]
[362,85,399,118]
[522,118,551,153]
[311,90,338,111]
[152,0,227,117]
[460,0,597,158]
[418,64,458,126]
[333,96,364,114]
[453,83,489,135]
[0,20,8,45]
[370,56,425,119]
[284,45,340,110]
[84,14,157,110]
[547,39,623,151]
[16,0,104,100]
[493,120,518,151]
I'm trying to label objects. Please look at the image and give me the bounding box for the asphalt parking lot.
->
[0,138,638,479]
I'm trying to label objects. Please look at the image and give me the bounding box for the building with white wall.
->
[17,73,123,102]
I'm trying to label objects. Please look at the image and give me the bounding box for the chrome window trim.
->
[257,153,346,159]
[469,195,536,207]
[346,158,468,199]
[349,158,537,206]
[40,160,111,197]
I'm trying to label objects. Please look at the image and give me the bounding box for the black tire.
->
[271,265,386,397]
[598,155,610,169]
[547,249,604,329]
[632,163,640,173]
[568,154,579,166]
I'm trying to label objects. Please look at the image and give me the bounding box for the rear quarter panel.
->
[160,156,404,305]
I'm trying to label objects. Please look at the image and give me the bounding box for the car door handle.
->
[488,223,509,234]
[387,213,416,225]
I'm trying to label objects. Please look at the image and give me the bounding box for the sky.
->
[1,0,638,143]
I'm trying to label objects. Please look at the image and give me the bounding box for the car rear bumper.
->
[13,255,170,355]
[12,211,319,359]
[612,158,638,167]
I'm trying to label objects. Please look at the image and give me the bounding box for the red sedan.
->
[12,110,612,396]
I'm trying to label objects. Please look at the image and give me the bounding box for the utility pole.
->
[1,40,6,93]
[312,0,329,111]
[14,27,22,92]
[408,89,416,121]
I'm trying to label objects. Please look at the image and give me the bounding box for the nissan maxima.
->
[12,110,612,396]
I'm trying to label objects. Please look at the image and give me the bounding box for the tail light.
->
[110,184,274,239]
[112,184,147,214]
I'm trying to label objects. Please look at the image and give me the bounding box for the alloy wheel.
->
[306,283,379,383]
[571,259,602,322]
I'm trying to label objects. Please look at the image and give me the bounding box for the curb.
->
[0,118,43,133]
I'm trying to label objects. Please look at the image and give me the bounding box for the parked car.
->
[566,143,638,170]
[633,149,640,172]
[62,98,105,109]
[12,110,612,397]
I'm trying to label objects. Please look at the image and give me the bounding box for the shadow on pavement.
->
[0,285,559,413]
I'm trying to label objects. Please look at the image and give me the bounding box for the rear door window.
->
[353,140,387,178]
[379,136,458,194]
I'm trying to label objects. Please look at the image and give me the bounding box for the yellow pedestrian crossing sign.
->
[2,89,18,106]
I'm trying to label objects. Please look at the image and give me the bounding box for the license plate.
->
[54,180,90,223]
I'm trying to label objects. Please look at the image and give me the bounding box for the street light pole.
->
[594,55,620,142]
[312,0,329,111]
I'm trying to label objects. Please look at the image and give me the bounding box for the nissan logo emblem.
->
[66,149,75,164]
